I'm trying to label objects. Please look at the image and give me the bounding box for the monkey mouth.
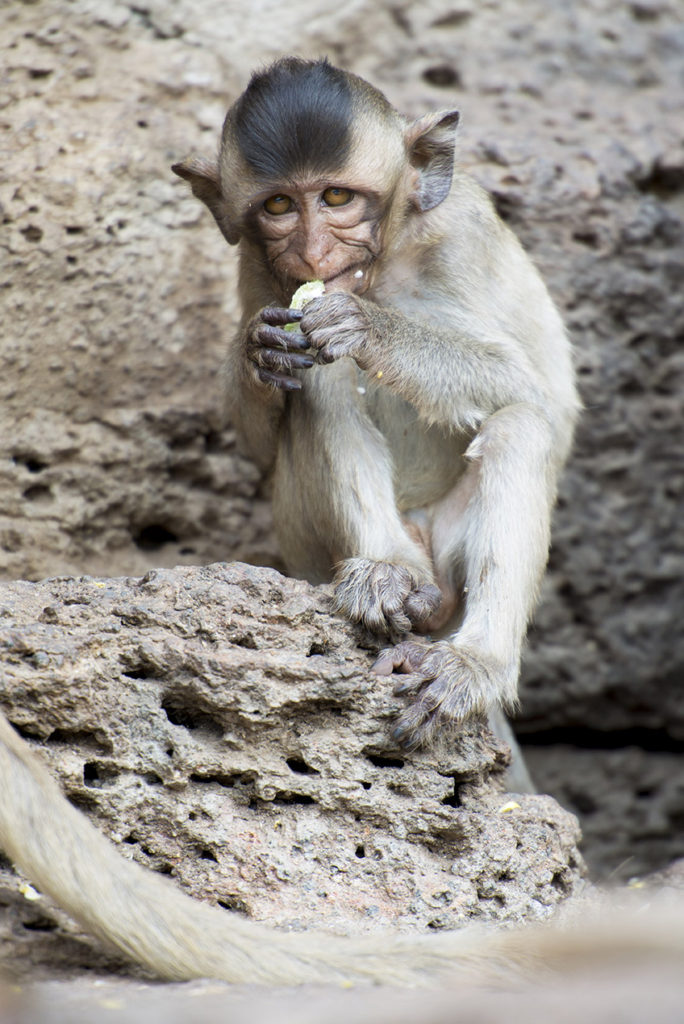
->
[320,263,372,293]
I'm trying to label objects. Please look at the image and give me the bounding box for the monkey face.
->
[247,179,383,295]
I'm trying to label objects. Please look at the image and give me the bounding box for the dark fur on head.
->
[231,58,354,180]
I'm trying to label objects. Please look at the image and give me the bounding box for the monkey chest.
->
[365,382,469,509]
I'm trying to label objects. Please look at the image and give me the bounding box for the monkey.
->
[171,57,580,751]
[3,708,684,987]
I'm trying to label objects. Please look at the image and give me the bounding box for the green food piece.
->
[285,279,325,331]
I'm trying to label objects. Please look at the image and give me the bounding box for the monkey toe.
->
[392,696,444,749]
[392,682,463,749]
[372,640,429,677]
[403,583,442,628]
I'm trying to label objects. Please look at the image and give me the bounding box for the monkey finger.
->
[392,676,426,696]
[256,324,311,351]
[317,345,338,365]
[258,349,314,372]
[392,678,455,748]
[260,306,303,327]
[392,706,433,749]
[312,336,354,363]
[256,369,302,391]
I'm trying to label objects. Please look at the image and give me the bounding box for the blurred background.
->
[1,0,682,880]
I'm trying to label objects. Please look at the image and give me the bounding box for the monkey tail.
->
[1,712,683,987]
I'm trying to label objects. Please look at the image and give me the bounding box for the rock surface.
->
[0,562,585,977]
[1,0,682,881]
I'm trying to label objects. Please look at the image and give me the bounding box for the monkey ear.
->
[171,156,241,245]
[405,110,460,212]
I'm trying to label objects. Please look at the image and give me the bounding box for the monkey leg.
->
[272,364,441,635]
[377,403,555,748]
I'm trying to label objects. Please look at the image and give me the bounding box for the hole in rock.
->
[551,871,570,894]
[23,484,51,502]
[366,753,405,769]
[13,454,47,473]
[190,771,252,788]
[83,761,121,787]
[442,781,463,807]
[286,757,319,775]
[48,727,109,752]
[231,633,258,650]
[134,524,179,551]
[161,697,223,735]
[272,791,316,806]
[218,897,249,914]
[422,64,461,87]
[22,917,58,932]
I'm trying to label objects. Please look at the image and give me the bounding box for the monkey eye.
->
[263,194,293,215]
[321,187,353,207]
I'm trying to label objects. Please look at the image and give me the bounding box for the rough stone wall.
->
[1,0,683,877]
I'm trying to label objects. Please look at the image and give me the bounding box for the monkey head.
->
[173,58,459,300]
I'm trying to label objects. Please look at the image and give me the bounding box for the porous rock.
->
[0,562,584,975]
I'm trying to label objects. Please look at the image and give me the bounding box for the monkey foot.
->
[372,639,509,748]
[333,558,441,638]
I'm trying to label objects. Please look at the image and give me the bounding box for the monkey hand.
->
[299,293,372,366]
[333,558,441,638]
[372,639,509,748]
[245,306,314,390]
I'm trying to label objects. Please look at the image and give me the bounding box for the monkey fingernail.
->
[259,370,302,390]
[371,655,393,675]
[392,724,414,745]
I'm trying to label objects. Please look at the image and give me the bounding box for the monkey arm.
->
[225,307,312,470]
[299,292,575,440]
[298,286,578,748]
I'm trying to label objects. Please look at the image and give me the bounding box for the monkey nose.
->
[299,235,336,278]
[301,253,333,280]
